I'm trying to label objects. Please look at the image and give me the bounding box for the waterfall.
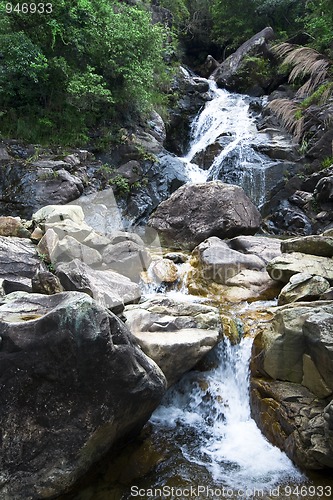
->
[151,336,304,495]
[180,80,297,208]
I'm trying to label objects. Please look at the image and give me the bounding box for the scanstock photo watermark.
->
[130,485,333,498]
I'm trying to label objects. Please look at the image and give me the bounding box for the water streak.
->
[151,337,304,495]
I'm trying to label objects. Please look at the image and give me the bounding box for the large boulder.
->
[267,252,333,284]
[123,295,222,387]
[281,235,333,258]
[56,259,141,313]
[101,240,151,281]
[192,236,265,284]
[0,291,166,499]
[278,273,330,305]
[188,235,280,302]
[148,181,261,250]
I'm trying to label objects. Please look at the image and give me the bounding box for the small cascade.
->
[151,336,304,494]
[180,79,297,207]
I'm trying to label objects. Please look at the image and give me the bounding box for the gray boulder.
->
[281,235,333,257]
[148,181,261,250]
[0,291,166,499]
[56,259,141,313]
[278,273,330,305]
[267,252,333,284]
[228,235,282,263]
[33,205,85,225]
[192,236,265,285]
[124,295,222,386]
[0,164,84,219]
[0,236,43,292]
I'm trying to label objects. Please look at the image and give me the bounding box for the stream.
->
[62,75,333,499]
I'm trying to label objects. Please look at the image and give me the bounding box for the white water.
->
[180,79,295,207]
[151,337,304,495]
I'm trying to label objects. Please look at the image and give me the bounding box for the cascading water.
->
[148,335,304,497]
[180,79,297,207]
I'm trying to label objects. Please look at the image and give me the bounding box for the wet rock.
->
[56,259,141,313]
[165,68,211,156]
[122,152,189,225]
[251,378,333,469]
[163,252,188,264]
[281,235,333,258]
[267,252,333,284]
[0,291,166,499]
[278,273,330,305]
[314,175,333,210]
[148,181,261,251]
[149,259,179,284]
[124,295,221,387]
[251,301,333,469]
[265,201,313,236]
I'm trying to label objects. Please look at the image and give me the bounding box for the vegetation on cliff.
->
[0,0,333,146]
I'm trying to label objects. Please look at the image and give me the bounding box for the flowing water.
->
[180,79,297,207]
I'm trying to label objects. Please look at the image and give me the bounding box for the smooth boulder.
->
[124,295,222,386]
[0,291,166,499]
[148,181,261,250]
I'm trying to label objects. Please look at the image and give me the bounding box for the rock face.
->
[188,235,281,302]
[0,291,166,499]
[0,162,84,219]
[251,301,333,469]
[148,181,261,250]
[210,27,275,94]
[123,295,222,387]
[0,236,44,293]
[56,259,141,313]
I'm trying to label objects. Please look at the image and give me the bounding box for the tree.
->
[0,0,170,144]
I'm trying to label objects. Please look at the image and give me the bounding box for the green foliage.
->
[210,0,258,51]
[0,1,171,145]
[159,0,190,29]
[300,82,333,109]
[303,0,333,56]
[321,156,333,170]
[108,175,131,195]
